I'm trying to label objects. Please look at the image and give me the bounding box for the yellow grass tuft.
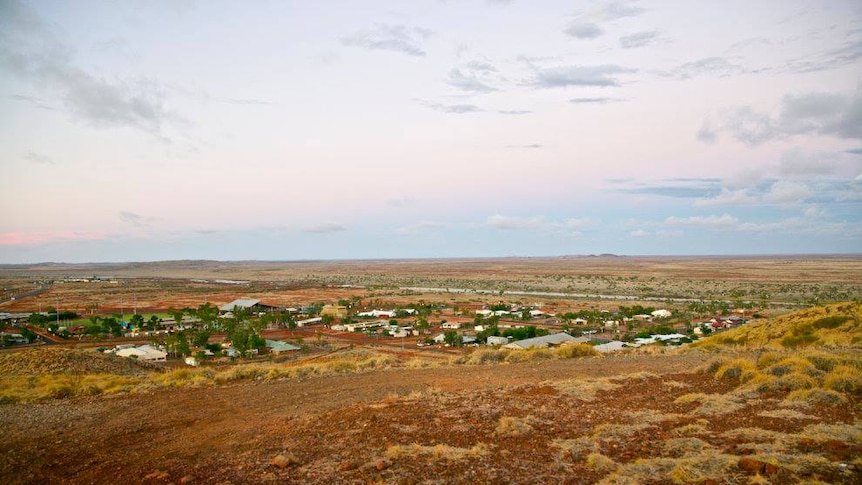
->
[551,378,621,402]
[674,392,746,416]
[823,365,862,394]
[586,453,619,474]
[495,415,536,437]
[384,443,489,461]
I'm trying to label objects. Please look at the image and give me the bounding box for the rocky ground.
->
[1,351,859,484]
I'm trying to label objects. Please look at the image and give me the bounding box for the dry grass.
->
[674,392,747,416]
[384,443,490,461]
[693,301,861,350]
[551,437,598,460]
[0,349,400,403]
[550,378,621,401]
[495,415,537,437]
[670,420,710,437]
[591,422,654,440]
[598,453,739,485]
[660,437,715,458]
[757,408,818,420]
[586,453,619,474]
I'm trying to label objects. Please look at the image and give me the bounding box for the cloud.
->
[118,211,150,227]
[696,118,717,143]
[386,197,415,208]
[423,101,483,114]
[506,143,543,148]
[694,180,813,206]
[9,93,54,110]
[305,223,346,234]
[672,57,744,79]
[664,214,738,228]
[446,67,497,93]
[762,180,812,204]
[23,151,54,164]
[722,88,862,145]
[777,148,837,175]
[486,214,544,230]
[0,2,178,139]
[693,188,757,207]
[784,37,862,74]
[564,1,645,40]
[570,97,624,104]
[484,214,592,232]
[845,148,862,155]
[222,98,277,106]
[564,22,604,39]
[619,179,721,199]
[619,31,658,49]
[497,109,532,115]
[341,24,432,57]
[530,65,635,88]
[630,229,649,237]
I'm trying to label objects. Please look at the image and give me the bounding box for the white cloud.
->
[630,229,649,237]
[778,148,837,175]
[694,188,757,207]
[396,221,447,235]
[664,214,738,228]
[306,223,346,233]
[762,180,812,204]
[486,214,544,230]
[341,24,432,57]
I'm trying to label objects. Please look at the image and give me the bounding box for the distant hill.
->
[695,301,861,349]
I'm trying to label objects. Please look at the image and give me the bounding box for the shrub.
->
[714,358,756,380]
[496,416,535,437]
[786,388,847,406]
[555,343,598,359]
[811,315,851,329]
[823,365,862,394]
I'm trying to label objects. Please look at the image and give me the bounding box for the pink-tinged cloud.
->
[0,231,111,246]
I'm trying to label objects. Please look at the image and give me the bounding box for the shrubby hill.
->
[695,301,861,350]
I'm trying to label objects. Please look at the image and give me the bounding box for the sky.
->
[1,0,861,263]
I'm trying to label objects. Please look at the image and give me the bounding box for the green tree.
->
[443,330,463,347]
[129,314,144,330]
[415,316,430,334]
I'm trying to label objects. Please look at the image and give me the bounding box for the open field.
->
[2,256,861,316]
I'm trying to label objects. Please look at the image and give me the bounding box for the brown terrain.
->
[1,257,860,484]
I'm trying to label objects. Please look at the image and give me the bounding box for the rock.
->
[270,453,300,468]
[144,470,169,480]
[375,459,390,471]
[338,461,360,472]
[738,457,778,476]
[179,475,195,484]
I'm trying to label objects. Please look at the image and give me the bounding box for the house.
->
[502,333,585,350]
[115,344,167,362]
[219,298,263,312]
[475,309,493,318]
[296,317,323,327]
[321,305,348,318]
[486,335,509,346]
[356,309,396,319]
[441,322,461,329]
[594,340,628,353]
[573,318,588,325]
[185,356,199,366]
[651,309,672,319]
[266,339,301,354]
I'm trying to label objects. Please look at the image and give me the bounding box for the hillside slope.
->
[695,301,861,349]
